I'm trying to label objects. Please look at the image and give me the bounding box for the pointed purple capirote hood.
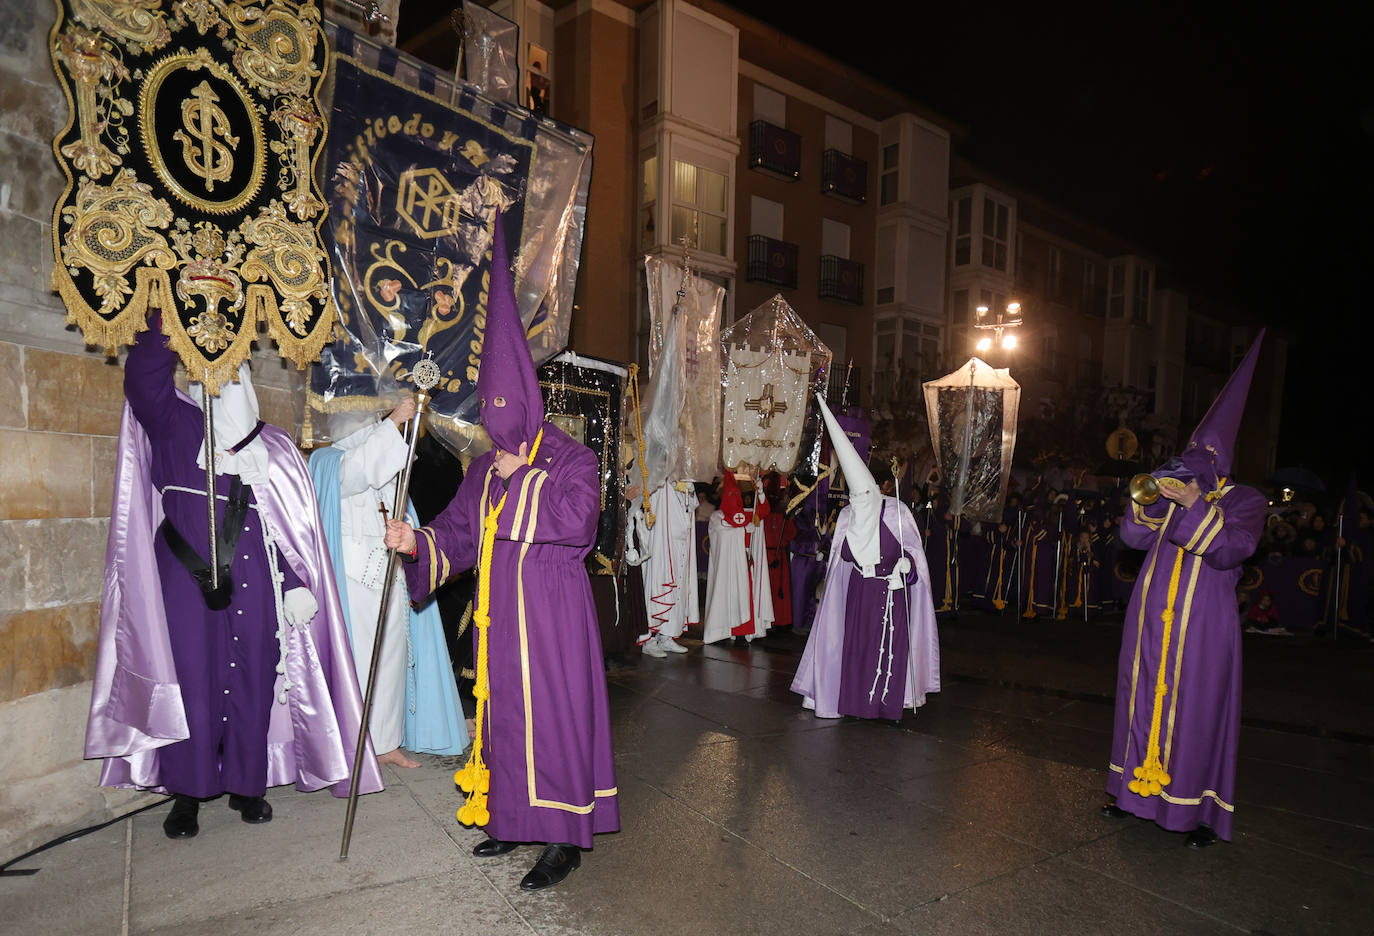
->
[476,210,543,452]
[1185,329,1264,479]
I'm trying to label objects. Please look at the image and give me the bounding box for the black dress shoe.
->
[1185,824,1218,849]
[1100,803,1131,819]
[472,837,519,857]
[163,795,200,839]
[519,844,581,890]
[227,794,273,823]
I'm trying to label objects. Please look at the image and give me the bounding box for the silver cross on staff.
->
[744,384,788,428]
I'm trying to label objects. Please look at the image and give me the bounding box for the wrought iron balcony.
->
[749,120,801,180]
[821,149,867,202]
[819,255,864,305]
[747,234,799,289]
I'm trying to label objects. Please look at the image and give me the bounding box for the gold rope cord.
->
[626,363,654,528]
[454,427,545,827]
[1129,544,1186,798]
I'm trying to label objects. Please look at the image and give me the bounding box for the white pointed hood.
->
[817,394,880,571]
[188,361,270,485]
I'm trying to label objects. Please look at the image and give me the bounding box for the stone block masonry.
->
[0,0,314,859]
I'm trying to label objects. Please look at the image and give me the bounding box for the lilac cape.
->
[86,399,384,798]
[792,496,941,718]
[405,424,619,849]
[1106,485,1266,840]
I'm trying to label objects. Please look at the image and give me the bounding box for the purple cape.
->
[792,497,941,719]
[1106,485,1266,839]
[405,424,619,848]
[86,400,384,798]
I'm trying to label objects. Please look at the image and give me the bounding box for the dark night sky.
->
[727,1,1374,492]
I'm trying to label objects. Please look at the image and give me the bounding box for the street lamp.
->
[974,301,1023,354]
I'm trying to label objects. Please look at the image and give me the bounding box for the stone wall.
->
[0,1,301,859]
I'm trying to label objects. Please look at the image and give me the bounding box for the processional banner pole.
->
[339,356,443,860]
[203,395,219,590]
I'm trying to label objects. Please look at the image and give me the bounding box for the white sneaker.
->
[657,635,689,654]
[641,638,667,658]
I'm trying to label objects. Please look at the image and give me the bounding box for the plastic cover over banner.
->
[304,26,592,452]
[539,351,627,573]
[642,256,725,485]
[720,295,831,475]
[461,1,520,107]
[922,357,1020,523]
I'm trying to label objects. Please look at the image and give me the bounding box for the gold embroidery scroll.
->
[50,0,334,393]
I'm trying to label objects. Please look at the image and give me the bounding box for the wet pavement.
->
[5,613,1373,935]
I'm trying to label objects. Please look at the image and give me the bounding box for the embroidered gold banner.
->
[49,0,335,394]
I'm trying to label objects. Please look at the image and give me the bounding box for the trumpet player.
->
[1101,333,1268,849]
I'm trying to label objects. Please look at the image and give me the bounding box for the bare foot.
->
[378,748,421,768]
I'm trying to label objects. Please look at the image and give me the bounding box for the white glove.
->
[282,587,319,628]
[888,557,912,592]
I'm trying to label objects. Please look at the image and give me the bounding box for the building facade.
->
[945,160,1286,479]
[469,0,956,405]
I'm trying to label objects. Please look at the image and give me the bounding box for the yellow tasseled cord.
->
[626,364,654,529]
[454,427,545,827]
[1129,544,1186,798]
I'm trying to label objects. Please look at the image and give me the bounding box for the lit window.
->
[640,153,657,250]
[670,160,728,256]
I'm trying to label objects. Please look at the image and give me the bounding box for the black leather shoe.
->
[227,794,273,823]
[163,795,199,839]
[472,837,519,857]
[1185,824,1218,849]
[519,844,581,890]
[1101,802,1131,819]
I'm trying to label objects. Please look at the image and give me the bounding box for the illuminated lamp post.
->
[974,300,1023,357]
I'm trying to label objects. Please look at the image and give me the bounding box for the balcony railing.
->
[826,366,863,406]
[821,149,867,202]
[749,120,801,179]
[819,255,864,305]
[747,234,799,289]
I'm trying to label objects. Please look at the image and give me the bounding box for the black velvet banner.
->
[50,1,335,393]
[538,353,627,573]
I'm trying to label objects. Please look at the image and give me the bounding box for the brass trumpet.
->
[1128,473,1187,506]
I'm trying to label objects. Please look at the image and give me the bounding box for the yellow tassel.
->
[626,364,654,528]
[1132,544,1186,799]
[456,427,545,828]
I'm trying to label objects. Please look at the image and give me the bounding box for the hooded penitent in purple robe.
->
[1106,332,1268,841]
[401,213,618,848]
[793,397,940,720]
[1022,496,1063,619]
[923,495,959,613]
[86,322,383,800]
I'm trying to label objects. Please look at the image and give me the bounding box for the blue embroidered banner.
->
[306,32,593,451]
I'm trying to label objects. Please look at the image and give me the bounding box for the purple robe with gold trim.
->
[1106,485,1265,840]
[404,424,619,848]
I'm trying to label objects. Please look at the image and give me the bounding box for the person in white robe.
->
[640,481,699,657]
[703,472,775,645]
[310,399,467,767]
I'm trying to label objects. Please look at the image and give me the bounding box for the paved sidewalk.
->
[5,620,1373,935]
